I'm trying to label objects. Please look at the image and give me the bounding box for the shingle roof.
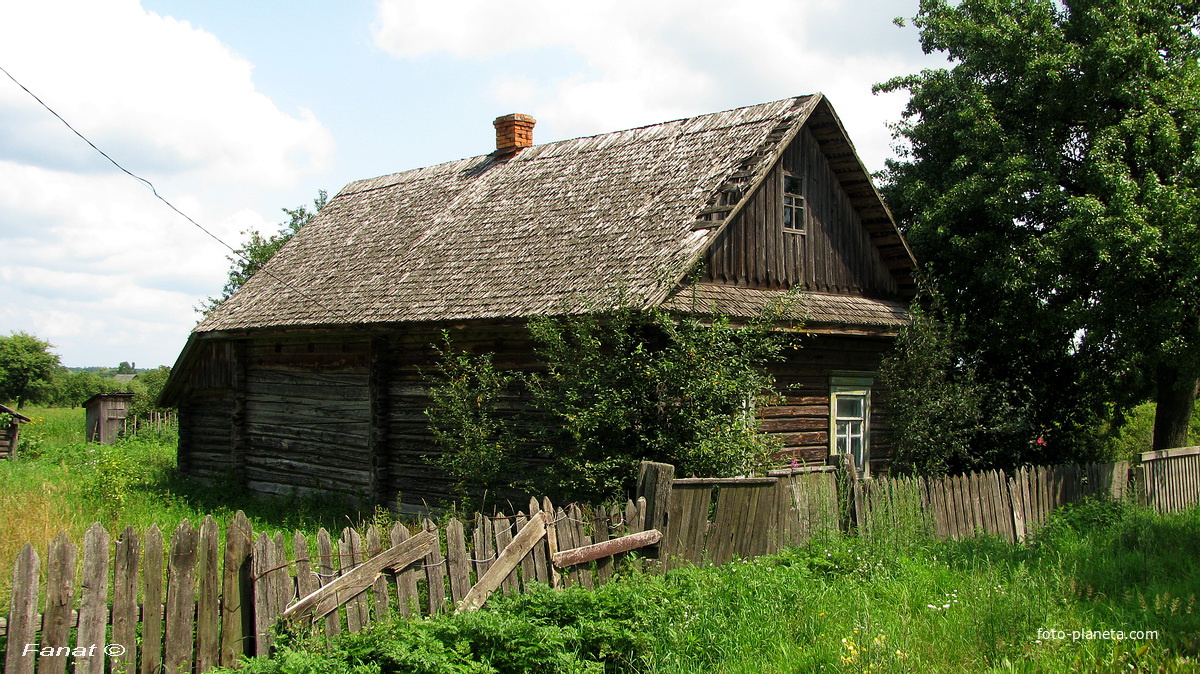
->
[662,283,910,331]
[197,94,910,333]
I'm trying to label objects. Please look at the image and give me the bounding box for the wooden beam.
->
[551,529,662,568]
[281,530,436,622]
[456,511,547,613]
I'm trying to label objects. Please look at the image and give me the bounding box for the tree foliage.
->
[425,308,792,503]
[0,332,61,407]
[879,0,1200,457]
[200,189,327,316]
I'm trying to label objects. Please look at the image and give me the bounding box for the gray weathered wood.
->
[389,524,420,618]
[196,516,221,672]
[141,525,165,674]
[340,528,368,631]
[542,497,562,589]
[422,518,448,614]
[445,519,471,603]
[493,513,518,595]
[164,520,198,674]
[515,513,537,591]
[220,511,252,664]
[365,526,391,620]
[316,528,342,634]
[111,527,140,674]
[637,461,675,539]
[41,532,78,674]
[283,530,437,622]
[5,544,39,674]
[77,522,111,674]
[528,498,549,586]
[457,512,547,612]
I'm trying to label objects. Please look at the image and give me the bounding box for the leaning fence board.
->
[77,523,112,674]
[5,544,39,674]
[282,531,437,622]
[41,532,78,674]
[457,512,547,612]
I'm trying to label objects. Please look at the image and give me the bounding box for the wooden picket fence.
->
[3,497,650,674]
[5,450,1200,673]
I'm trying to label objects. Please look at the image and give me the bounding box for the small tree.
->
[0,332,61,408]
[200,190,327,316]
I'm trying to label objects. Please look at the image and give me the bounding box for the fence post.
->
[636,462,675,542]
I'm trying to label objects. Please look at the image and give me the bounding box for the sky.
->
[0,0,945,368]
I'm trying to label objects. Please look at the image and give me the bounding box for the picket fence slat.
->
[6,544,39,674]
[389,524,420,618]
[77,523,111,674]
[112,527,140,674]
[41,532,77,674]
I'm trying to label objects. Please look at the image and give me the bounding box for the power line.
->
[0,63,358,326]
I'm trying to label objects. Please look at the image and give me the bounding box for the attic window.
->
[783,173,807,234]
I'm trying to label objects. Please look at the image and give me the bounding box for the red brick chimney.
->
[493,113,536,157]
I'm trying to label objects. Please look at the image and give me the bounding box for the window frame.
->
[783,172,807,234]
[829,373,873,477]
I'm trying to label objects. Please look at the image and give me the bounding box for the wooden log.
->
[77,522,112,674]
[553,529,663,568]
[220,511,253,664]
[141,526,165,674]
[422,519,448,614]
[445,519,471,604]
[5,544,39,674]
[41,532,78,674]
[457,512,547,613]
[316,529,341,634]
[389,524,420,618]
[164,521,198,674]
[281,531,436,622]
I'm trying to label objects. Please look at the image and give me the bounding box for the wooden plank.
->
[569,504,594,589]
[316,529,342,633]
[1009,475,1026,542]
[293,532,319,616]
[445,519,471,604]
[389,524,420,618]
[77,522,111,674]
[515,513,538,590]
[252,533,281,653]
[220,511,253,665]
[5,544,39,674]
[529,498,550,585]
[164,521,198,674]
[111,527,140,674]
[555,507,578,586]
[553,530,663,567]
[141,526,165,674]
[365,526,391,620]
[671,477,779,486]
[422,519,448,614]
[493,514,518,595]
[457,512,547,612]
[542,498,562,589]
[1140,446,1200,462]
[196,517,221,672]
[40,532,78,674]
[637,461,675,537]
[282,531,437,622]
[472,513,495,583]
[664,484,712,567]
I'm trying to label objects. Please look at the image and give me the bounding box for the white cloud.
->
[0,0,333,186]
[373,0,937,172]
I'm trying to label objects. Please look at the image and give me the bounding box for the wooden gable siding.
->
[702,126,897,295]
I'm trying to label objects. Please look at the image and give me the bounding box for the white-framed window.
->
[829,374,872,477]
[783,173,807,234]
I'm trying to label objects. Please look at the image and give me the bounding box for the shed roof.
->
[196,94,914,334]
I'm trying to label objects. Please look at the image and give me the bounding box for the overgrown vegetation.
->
[425,307,794,503]
[224,499,1200,673]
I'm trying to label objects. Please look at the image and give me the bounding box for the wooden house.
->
[84,392,134,444]
[160,95,917,509]
[0,403,31,460]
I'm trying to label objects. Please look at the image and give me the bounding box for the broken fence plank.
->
[282,530,437,623]
[457,511,547,613]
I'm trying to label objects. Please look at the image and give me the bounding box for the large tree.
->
[0,332,61,408]
[200,189,326,316]
[880,0,1200,454]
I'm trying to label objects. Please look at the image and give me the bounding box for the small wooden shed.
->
[0,403,31,460]
[84,392,134,444]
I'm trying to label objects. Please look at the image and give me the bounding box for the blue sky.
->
[0,0,943,368]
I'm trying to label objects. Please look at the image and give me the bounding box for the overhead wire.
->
[0,63,362,327]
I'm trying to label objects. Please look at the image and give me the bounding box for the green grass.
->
[226,500,1199,673]
[0,406,389,605]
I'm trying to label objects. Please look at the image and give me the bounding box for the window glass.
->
[783,174,806,233]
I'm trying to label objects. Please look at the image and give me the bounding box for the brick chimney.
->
[493,113,536,156]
